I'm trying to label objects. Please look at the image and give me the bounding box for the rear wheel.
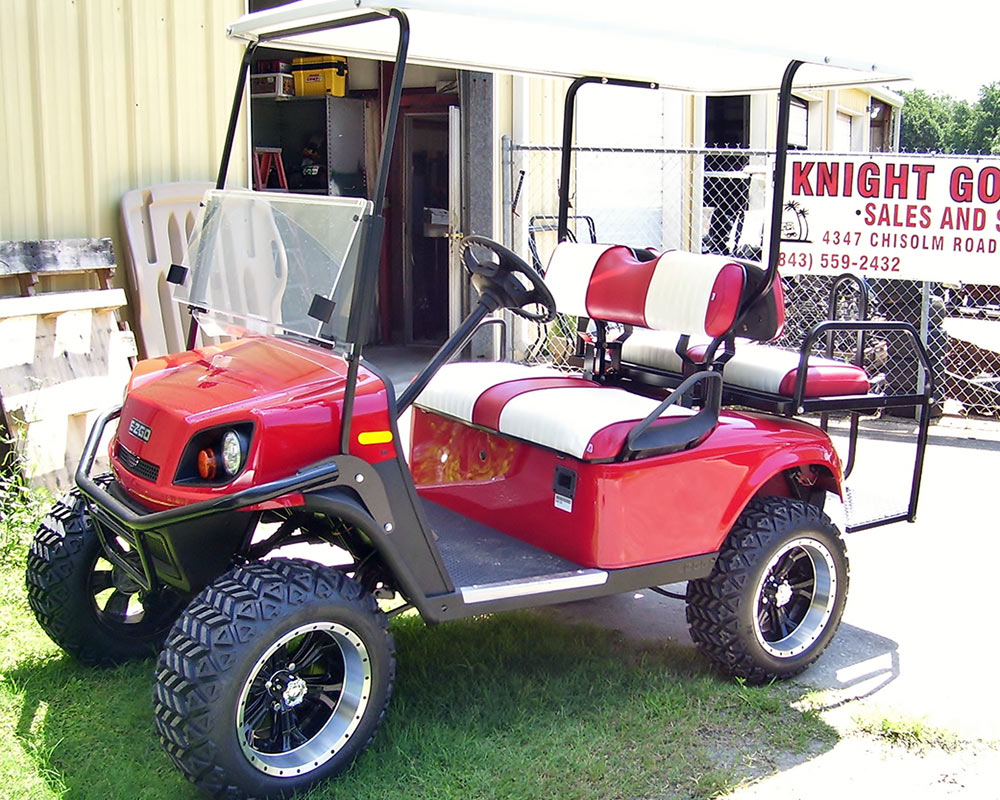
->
[153,558,394,800]
[26,486,186,666]
[686,496,848,684]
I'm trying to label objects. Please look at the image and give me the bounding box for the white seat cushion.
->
[720,345,871,397]
[415,362,694,460]
[620,329,708,373]
[413,361,564,424]
[497,386,690,459]
[620,330,870,398]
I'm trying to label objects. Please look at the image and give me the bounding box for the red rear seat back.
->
[584,246,658,327]
[581,245,742,334]
[704,264,746,337]
[546,243,747,338]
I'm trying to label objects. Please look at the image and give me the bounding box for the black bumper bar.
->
[75,406,341,591]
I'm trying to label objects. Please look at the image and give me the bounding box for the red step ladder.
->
[253,147,289,191]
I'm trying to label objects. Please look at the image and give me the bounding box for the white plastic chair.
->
[120,182,215,358]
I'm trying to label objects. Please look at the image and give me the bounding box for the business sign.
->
[777,155,1000,284]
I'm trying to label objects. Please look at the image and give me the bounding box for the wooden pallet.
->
[0,239,136,491]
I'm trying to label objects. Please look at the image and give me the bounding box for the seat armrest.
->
[619,371,723,461]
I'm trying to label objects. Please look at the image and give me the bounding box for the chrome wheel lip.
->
[236,621,373,778]
[751,536,838,659]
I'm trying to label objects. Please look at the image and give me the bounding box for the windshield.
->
[174,189,372,345]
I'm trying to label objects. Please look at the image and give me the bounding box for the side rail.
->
[791,319,934,413]
[796,319,933,532]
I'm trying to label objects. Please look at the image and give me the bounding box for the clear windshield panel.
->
[174,189,372,344]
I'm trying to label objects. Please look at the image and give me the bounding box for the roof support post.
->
[557,76,658,243]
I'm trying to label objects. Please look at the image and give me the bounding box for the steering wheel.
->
[460,235,557,323]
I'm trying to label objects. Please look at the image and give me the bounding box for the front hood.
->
[113,336,394,507]
[127,337,348,420]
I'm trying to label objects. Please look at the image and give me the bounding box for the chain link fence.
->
[502,139,1000,418]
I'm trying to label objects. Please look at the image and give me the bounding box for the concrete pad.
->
[545,423,1000,744]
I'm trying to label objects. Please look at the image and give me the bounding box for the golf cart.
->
[26,2,934,798]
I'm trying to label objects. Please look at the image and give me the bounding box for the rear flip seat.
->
[621,329,871,398]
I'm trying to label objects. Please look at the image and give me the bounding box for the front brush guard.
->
[75,406,341,593]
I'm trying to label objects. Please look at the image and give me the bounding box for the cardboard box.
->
[252,59,291,74]
[250,73,295,98]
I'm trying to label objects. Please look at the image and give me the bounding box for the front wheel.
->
[153,558,394,800]
[26,486,187,666]
[686,496,849,684]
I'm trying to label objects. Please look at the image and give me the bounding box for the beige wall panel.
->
[0,0,246,276]
[839,88,869,114]
[1,1,43,239]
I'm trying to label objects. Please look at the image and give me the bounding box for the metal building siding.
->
[0,0,245,249]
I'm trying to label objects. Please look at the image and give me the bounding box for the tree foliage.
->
[900,83,1000,154]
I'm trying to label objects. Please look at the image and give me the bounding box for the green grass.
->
[0,489,838,800]
[854,713,963,752]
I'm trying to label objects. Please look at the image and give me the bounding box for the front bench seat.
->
[416,244,748,461]
[415,362,696,461]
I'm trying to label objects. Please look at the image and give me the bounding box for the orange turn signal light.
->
[197,448,217,480]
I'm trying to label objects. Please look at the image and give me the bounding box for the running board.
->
[459,569,608,604]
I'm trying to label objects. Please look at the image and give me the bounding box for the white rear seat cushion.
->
[620,331,870,397]
[721,345,869,396]
[620,329,709,373]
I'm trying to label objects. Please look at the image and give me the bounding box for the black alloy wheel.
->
[26,484,187,666]
[686,495,849,684]
[154,558,394,799]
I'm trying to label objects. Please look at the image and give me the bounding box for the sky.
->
[600,0,997,101]
[771,1,997,101]
[873,11,996,100]
[579,0,997,100]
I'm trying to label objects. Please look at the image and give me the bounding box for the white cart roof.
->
[228,0,909,94]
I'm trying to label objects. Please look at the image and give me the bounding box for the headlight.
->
[221,430,243,476]
[175,422,253,485]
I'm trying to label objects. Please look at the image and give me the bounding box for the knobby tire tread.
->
[26,479,176,666]
[685,496,848,684]
[152,558,394,800]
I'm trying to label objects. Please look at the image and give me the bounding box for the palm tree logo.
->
[781,200,810,243]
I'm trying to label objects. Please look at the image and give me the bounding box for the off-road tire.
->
[26,484,187,666]
[153,558,395,800]
[686,496,849,684]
